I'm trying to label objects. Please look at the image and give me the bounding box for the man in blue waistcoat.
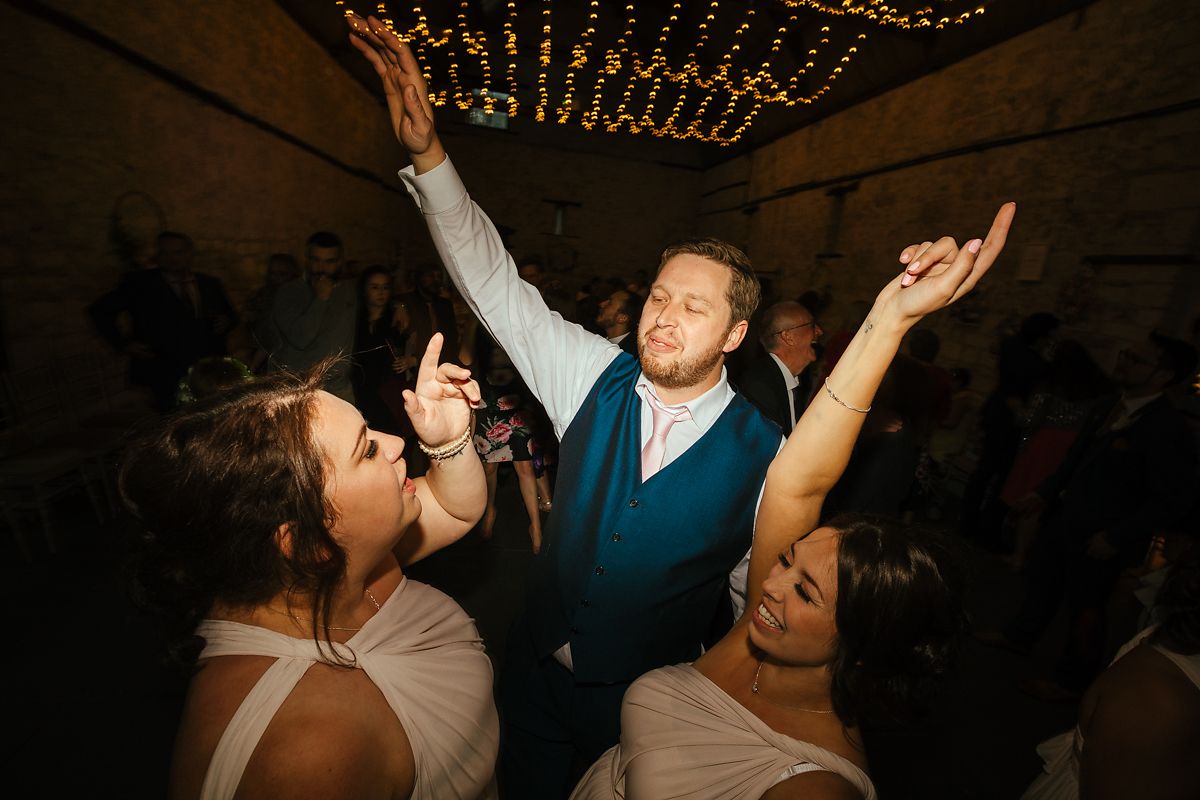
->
[348,17,783,797]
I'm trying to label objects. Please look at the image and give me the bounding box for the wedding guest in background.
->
[271,231,358,401]
[90,231,237,412]
[997,340,1113,566]
[596,285,642,356]
[737,301,823,434]
[352,266,415,435]
[461,315,552,552]
[959,311,1059,546]
[983,332,1198,700]
[245,252,300,372]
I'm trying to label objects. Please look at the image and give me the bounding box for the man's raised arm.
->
[348,14,614,436]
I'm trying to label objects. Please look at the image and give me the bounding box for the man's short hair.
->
[617,291,642,327]
[657,237,760,327]
[758,301,809,351]
[157,230,193,249]
[1149,332,1199,385]
[306,231,343,255]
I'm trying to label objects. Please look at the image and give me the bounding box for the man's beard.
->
[638,332,728,390]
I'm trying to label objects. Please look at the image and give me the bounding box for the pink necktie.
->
[641,401,690,481]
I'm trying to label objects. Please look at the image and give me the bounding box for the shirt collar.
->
[635,367,730,431]
[768,352,800,389]
[1120,391,1162,418]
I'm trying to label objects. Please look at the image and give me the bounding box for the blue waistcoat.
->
[526,352,780,683]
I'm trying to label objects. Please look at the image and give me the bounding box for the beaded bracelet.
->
[824,378,871,414]
[418,414,475,461]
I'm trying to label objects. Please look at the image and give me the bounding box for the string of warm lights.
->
[780,0,988,29]
[337,1,993,145]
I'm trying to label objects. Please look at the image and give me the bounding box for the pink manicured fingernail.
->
[967,239,982,254]
[907,260,920,274]
[900,252,911,264]
[901,273,916,287]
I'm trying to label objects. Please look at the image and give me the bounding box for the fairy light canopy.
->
[275,0,1102,161]
[334,0,994,146]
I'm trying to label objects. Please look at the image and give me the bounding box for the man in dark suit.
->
[736,301,822,433]
[987,332,1199,696]
[595,286,641,356]
[90,231,236,411]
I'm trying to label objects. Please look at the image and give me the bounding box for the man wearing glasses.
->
[737,301,823,433]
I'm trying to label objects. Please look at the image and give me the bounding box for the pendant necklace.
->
[751,659,835,714]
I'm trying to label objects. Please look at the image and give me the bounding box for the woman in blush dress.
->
[572,206,1015,800]
[128,335,499,799]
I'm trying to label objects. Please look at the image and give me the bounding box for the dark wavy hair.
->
[824,513,967,728]
[122,363,351,664]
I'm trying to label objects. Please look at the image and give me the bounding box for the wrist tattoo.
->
[863,319,874,334]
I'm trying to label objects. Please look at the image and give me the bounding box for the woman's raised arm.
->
[393,333,487,566]
[745,204,1015,610]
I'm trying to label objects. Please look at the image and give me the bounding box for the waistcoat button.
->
[595,566,605,576]
[611,532,622,542]
[628,499,639,508]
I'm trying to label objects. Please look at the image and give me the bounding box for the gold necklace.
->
[266,588,382,632]
[751,659,835,714]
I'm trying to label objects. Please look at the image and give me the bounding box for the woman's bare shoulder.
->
[760,769,864,800]
[1091,644,1200,719]
[243,664,414,798]
[175,657,414,800]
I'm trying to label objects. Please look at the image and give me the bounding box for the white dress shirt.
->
[768,351,802,429]
[399,156,777,662]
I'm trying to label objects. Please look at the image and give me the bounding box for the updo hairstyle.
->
[825,513,968,727]
[122,365,348,660]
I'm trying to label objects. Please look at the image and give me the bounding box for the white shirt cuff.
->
[397,154,465,215]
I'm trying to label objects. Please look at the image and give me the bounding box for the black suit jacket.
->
[89,269,236,400]
[736,353,791,434]
[1040,394,1198,560]
[617,331,639,357]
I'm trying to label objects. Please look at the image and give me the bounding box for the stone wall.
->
[2,0,1196,399]
[704,0,1200,388]
[0,0,700,378]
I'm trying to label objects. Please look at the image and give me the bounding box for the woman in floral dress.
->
[462,317,550,553]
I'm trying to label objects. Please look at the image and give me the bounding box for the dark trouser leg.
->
[1054,554,1124,691]
[498,621,575,800]
[1005,522,1071,647]
[565,678,631,793]
[959,396,1017,544]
